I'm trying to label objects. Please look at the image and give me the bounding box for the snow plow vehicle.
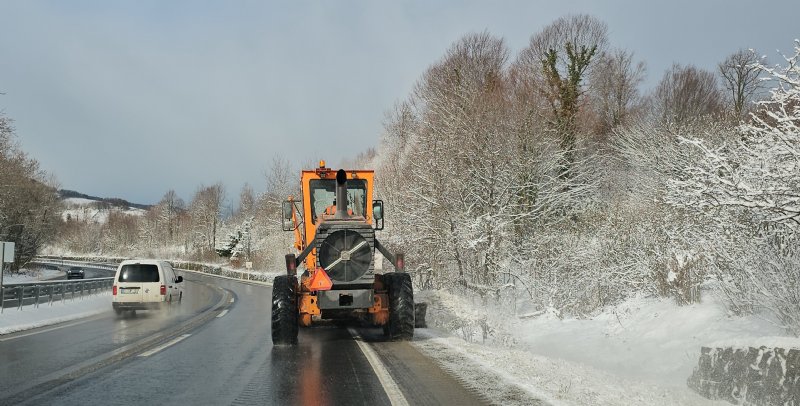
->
[272,161,414,345]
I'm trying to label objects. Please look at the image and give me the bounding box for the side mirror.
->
[176,275,183,283]
[372,200,384,230]
[281,201,296,232]
[282,201,293,220]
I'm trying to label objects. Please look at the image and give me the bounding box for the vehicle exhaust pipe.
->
[334,169,349,219]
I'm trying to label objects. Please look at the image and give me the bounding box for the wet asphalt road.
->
[0,271,487,406]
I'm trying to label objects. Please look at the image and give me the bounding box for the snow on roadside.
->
[0,293,111,335]
[2,268,64,283]
[413,329,723,405]
[413,289,787,405]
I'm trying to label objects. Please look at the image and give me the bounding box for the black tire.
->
[271,275,299,345]
[384,272,414,340]
[114,308,123,316]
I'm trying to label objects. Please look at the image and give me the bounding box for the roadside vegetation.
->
[373,16,800,336]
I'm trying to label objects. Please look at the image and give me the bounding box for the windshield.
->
[309,179,367,223]
[117,264,160,282]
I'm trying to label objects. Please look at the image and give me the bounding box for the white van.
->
[112,260,184,315]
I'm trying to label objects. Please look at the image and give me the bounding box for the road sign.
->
[245,261,253,270]
[1,242,14,263]
[1,242,11,314]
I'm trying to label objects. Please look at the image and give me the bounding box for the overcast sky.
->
[1,1,798,206]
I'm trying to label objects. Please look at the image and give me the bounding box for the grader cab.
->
[271,161,414,345]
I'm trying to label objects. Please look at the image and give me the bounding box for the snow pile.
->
[415,289,788,405]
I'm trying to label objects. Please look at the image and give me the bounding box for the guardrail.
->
[32,256,275,285]
[30,259,118,272]
[1,277,114,312]
[169,261,274,284]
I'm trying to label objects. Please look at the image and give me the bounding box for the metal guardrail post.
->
[35,285,40,308]
[18,286,23,309]
[49,285,54,306]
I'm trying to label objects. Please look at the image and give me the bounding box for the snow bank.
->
[416,289,791,404]
[0,293,111,335]
[514,295,785,387]
[2,268,63,284]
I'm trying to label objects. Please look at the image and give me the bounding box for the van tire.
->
[384,272,414,340]
[271,275,298,345]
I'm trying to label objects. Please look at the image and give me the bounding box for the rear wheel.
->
[384,272,414,340]
[271,275,299,345]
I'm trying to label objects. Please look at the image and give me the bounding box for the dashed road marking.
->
[216,309,229,318]
[138,334,191,357]
[348,327,410,406]
[229,297,235,303]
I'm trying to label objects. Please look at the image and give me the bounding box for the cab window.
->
[309,179,367,223]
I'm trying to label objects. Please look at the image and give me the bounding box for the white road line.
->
[216,309,229,318]
[138,334,191,357]
[347,327,410,406]
[229,297,235,303]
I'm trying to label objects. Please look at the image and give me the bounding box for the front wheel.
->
[384,272,414,340]
[271,275,299,345]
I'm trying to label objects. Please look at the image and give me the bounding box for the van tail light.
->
[160,285,167,295]
[112,285,117,296]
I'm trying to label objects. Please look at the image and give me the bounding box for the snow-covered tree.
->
[669,41,800,233]
[666,40,800,332]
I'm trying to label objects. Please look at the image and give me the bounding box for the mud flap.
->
[414,302,427,328]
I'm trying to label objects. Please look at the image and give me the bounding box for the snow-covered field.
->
[61,197,146,223]
[414,290,789,405]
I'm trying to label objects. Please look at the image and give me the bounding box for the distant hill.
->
[58,189,152,210]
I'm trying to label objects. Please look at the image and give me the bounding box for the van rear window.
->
[118,264,160,282]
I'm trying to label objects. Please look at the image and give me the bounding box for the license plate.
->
[121,288,138,294]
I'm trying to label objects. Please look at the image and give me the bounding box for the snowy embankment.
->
[0,293,111,335]
[3,268,64,284]
[414,290,788,405]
